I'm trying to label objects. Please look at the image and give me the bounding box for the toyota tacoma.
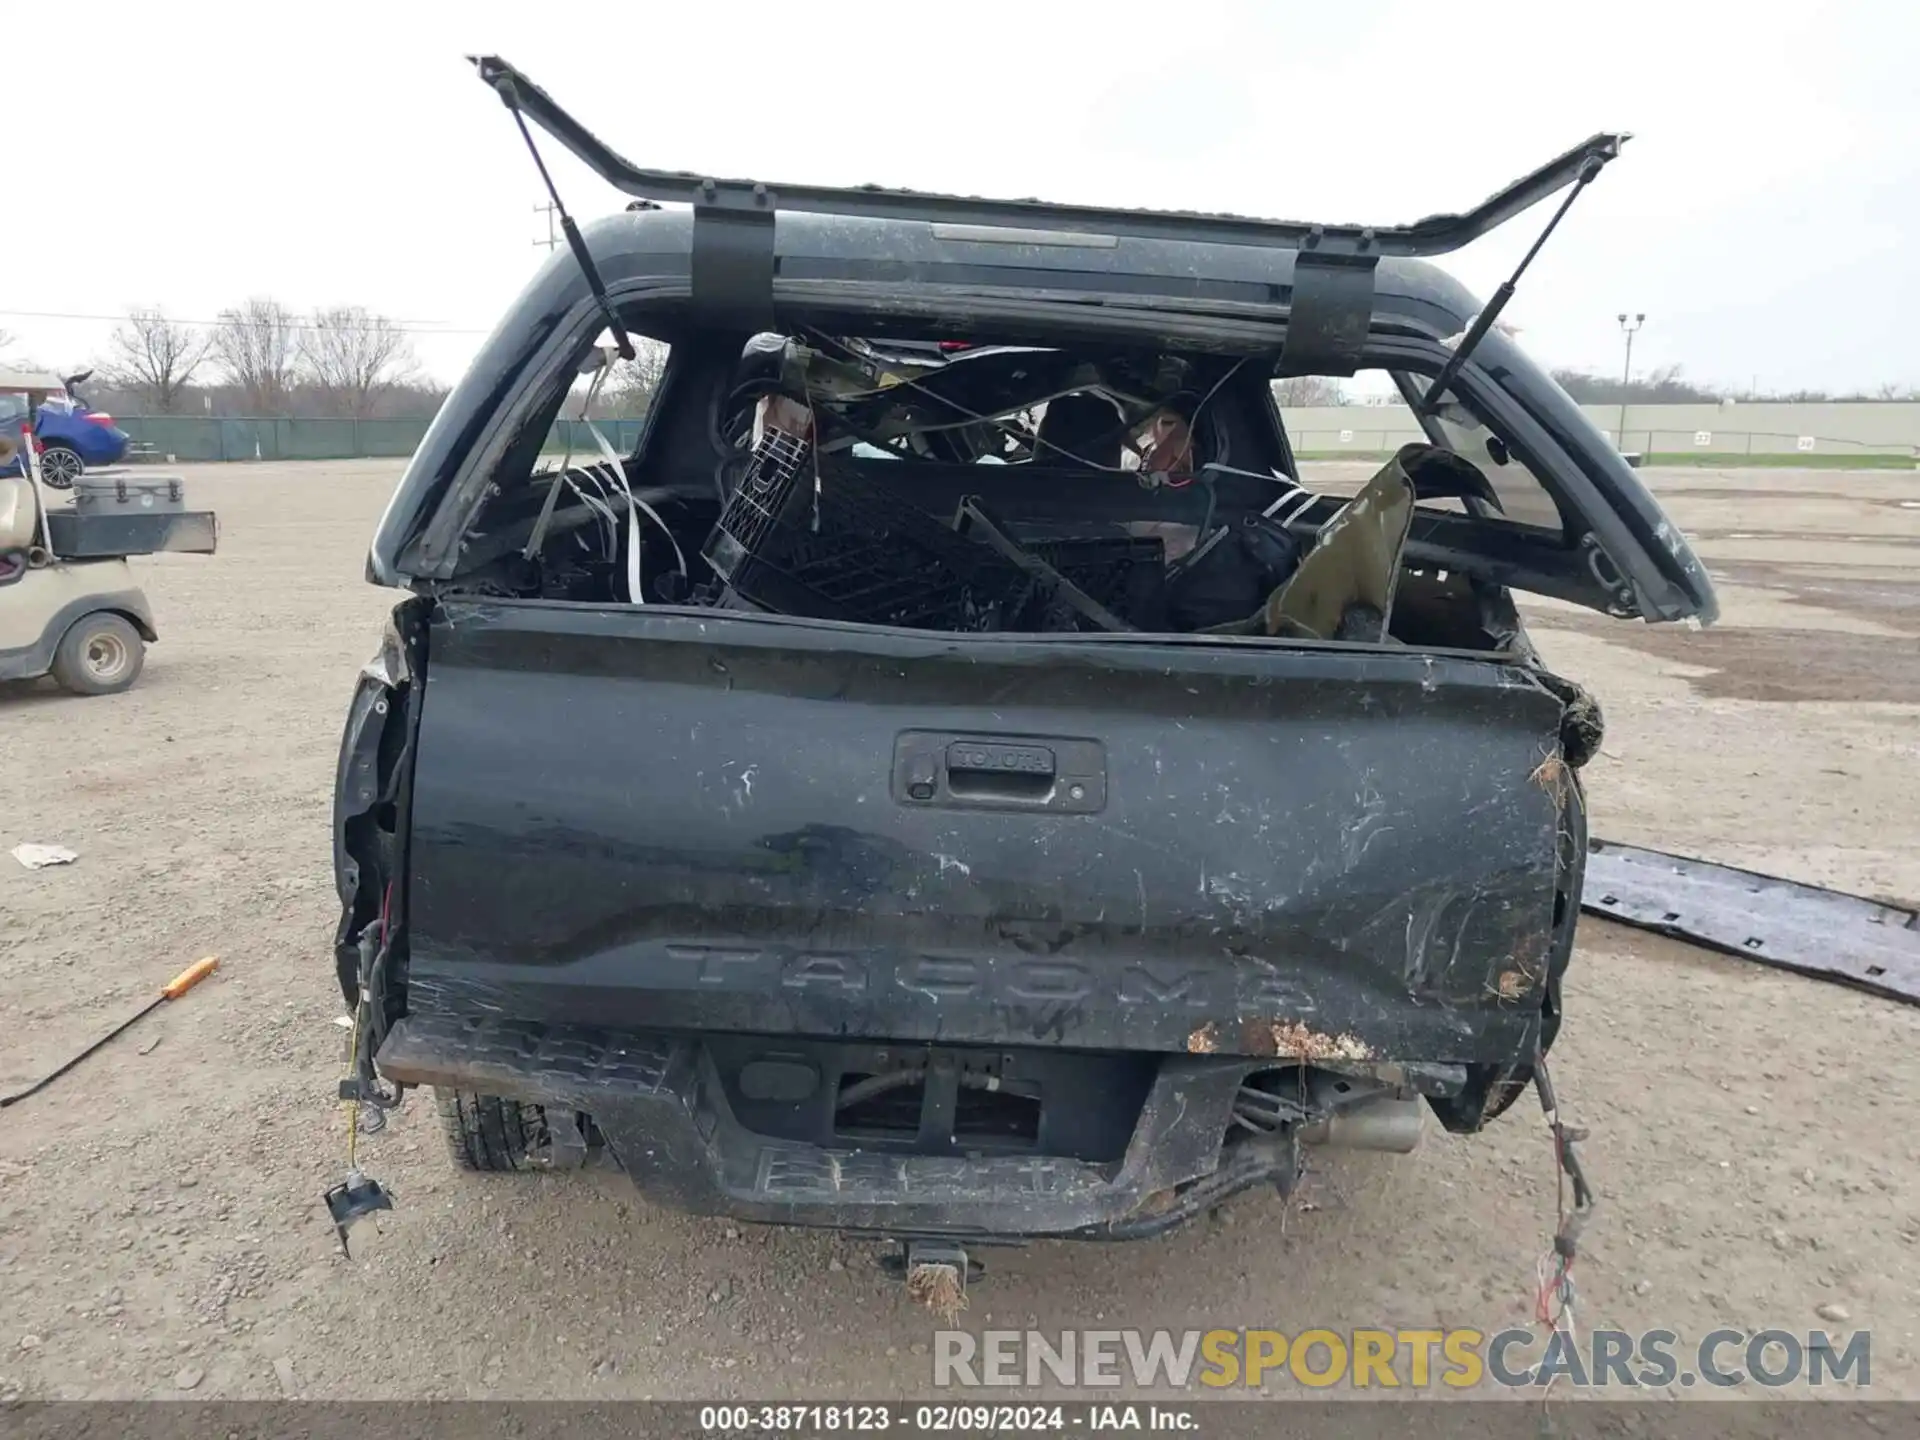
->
[328,60,1713,1281]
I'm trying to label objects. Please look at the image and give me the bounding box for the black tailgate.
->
[404,601,1569,1062]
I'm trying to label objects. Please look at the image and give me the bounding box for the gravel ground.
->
[1,460,1916,1401]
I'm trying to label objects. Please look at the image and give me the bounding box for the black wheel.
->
[50,612,144,695]
[435,1087,551,1172]
[38,445,82,489]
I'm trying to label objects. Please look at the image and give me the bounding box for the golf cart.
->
[0,397,215,696]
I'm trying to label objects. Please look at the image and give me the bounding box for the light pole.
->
[1616,312,1645,451]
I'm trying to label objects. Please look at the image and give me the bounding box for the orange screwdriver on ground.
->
[1,956,219,1109]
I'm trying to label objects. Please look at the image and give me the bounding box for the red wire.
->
[1533,1252,1577,1324]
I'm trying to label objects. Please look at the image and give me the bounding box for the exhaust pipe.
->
[1298,1095,1425,1153]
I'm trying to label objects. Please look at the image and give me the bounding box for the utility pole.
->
[533,202,560,252]
[1616,312,1645,450]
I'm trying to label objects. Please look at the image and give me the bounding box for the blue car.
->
[0,370,129,487]
[31,371,129,488]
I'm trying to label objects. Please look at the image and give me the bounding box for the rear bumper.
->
[376,1009,1299,1239]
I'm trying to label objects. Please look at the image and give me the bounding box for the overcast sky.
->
[5,1,1914,395]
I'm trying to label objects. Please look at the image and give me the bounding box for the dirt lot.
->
[2,460,1917,1401]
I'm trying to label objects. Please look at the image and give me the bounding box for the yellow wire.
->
[344,1002,362,1170]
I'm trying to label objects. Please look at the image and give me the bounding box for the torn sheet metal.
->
[1583,840,1920,1005]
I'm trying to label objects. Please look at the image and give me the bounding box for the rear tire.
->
[434,1087,549,1173]
[50,612,144,695]
[39,445,82,489]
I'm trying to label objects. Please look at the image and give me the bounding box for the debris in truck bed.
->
[952,497,1136,633]
[484,326,1582,649]
[1163,498,1306,632]
[683,336,1421,636]
[1024,535,1170,632]
[1220,445,1420,641]
[699,365,1203,633]
[1583,839,1920,1005]
[703,460,1035,631]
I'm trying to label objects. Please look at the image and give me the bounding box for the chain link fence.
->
[118,416,432,463]
[1288,425,1917,466]
[1606,428,1918,463]
[116,414,667,464]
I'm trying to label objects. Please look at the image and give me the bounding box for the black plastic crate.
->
[705,466,1030,630]
[1026,536,1168,631]
[704,448,1172,631]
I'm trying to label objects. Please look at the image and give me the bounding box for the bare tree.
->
[299,307,418,418]
[1551,364,1720,406]
[1271,376,1346,407]
[595,338,670,419]
[101,308,212,414]
[212,298,299,414]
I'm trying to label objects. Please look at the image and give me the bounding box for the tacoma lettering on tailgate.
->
[675,945,1312,1011]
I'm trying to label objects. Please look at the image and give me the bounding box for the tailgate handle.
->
[944,741,1056,803]
[894,732,1105,814]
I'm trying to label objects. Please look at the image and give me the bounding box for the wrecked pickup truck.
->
[329,59,1714,1277]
